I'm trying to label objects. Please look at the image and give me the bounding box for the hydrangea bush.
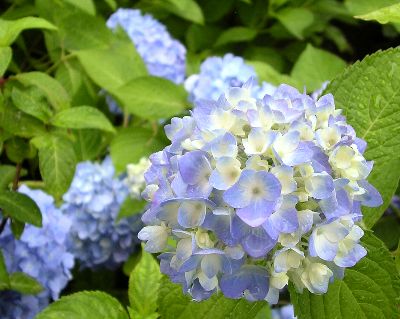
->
[138,81,382,302]
[0,186,74,319]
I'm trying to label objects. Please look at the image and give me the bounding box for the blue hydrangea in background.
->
[138,81,382,302]
[185,53,275,102]
[62,156,142,270]
[272,305,297,319]
[107,8,186,84]
[0,185,74,319]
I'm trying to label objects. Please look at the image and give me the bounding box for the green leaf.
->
[355,3,400,24]
[10,219,25,239]
[64,0,96,15]
[159,0,204,24]
[0,165,16,190]
[32,134,78,200]
[0,17,57,46]
[0,250,10,290]
[0,47,11,77]
[326,47,400,228]
[117,197,147,222]
[274,7,314,39]
[254,305,272,319]
[158,276,267,319]
[291,44,347,91]
[215,27,257,47]
[35,291,130,319]
[113,76,188,120]
[289,232,400,319]
[5,137,36,163]
[129,248,161,316]
[372,215,400,250]
[0,191,42,226]
[51,106,115,133]
[15,72,70,111]
[395,240,400,274]
[110,127,166,173]
[345,0,398,16]
[11,86,54,123]
[9,272,43,295]
[73,129,106,161]
[75,39,147,92]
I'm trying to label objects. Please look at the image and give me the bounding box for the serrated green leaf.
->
[291,44,346,91]
[289,232,400,319]
[15,72,70,111]
[0,17,57,46]
[129,249,161,316]
[0,191,42,226]
[274,7,314,39]
[73,129,106,161]
[0,165,16,190]
[110,127,166,173]
[51,106,115,133]
[0,250,10,290]
[159,0,204,24]
[113,76,188,120]
[32,134,78,200]
[355,3,400,24]
[35,291,129,319]
[326,47,400,228]
[117,197,146,222]
[158,276,267,319]
[9,272,43,295]
[215,27,257,47]
[0,47,11,77]
[11,86,54,123]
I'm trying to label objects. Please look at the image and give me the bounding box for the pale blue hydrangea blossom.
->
[0,186,74,319]
[138,80,382,302]
[62,157,142,269]
[185,53,276,102]
[272,305,297,319]
[125,157,151,198]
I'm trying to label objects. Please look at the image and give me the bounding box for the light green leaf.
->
[289,232,400,319]
[0,17,57,46]
[291,44,346,91]
[113,76,188,120]
[0,191,42,226]
[215,27,257,47]
[345,0,398,16]
[64,0,96,15]
[73,129,106,161]
[355,3,400,24]
[35,291,130,319]
[129,248,161,316]
[117,197,147,222]
[15,72,70,111]
[254,305,272,319]
[158,276,267,319]
[5,137,36,163]
[0,251,10,290]
[395,240,400,274]
[0,165,16,190]
[326,47,400,228]
[32,134,78,200]
[103,0,117,10]
[9,272,43,295]
[128,308,159,319]
[0,47,11,77]
[160,0,204,24]
[11,86,54,123]
[51,106,115,133]
[75,39,147,92]
[110,127,166,173]
[274,7,314,39]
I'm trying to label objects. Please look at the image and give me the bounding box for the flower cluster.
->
[138,81,382,302]
[62,157,142,269]
[107,8,186,84]
[125,157,151,198]
[272,305,296,319]
[185,53,275,102]
[0,186,74,319]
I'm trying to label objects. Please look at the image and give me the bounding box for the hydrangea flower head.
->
[272,305,297,319]
[125,157,151,198]
[185,53,275,102]
[107,8,186,84]
[139,80,382,303]
[62,156,142,269]
[0,186,74,319]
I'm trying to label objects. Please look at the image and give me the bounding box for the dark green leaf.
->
[5,137,36,163]
[215,27,257,47]
[0,165,16,190]
[0,47,12,77]
[0,250,9,290]
[73,129,106,161]
[64,0,96,15]
[9,272,43,295]
[372,215,400,250]
[10,219,25,239]
[0,191,42,226]
[159,0,204,24]
[274,7,314,39]
[117,197,146,222]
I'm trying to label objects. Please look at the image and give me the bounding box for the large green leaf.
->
[110,127,166,173]
[289,232,400,319]
[354,3,400,24]
[0,46,11,77]
[129,249,161,317]
[64,0,96,15]
[215,27,257,47]
[158,277,267,319]
[35,291,130,319]
[32,134,78,200]
[158,0,204,24]
[9,272,43,295]
[51,106,115,133]
[0,17,57,46]
[274,8,314,39]
[0,191,42,226]
[72,129,106,162]
[291,44,346,91]
[326,47,400,228]
[345,0,398,16]
[113,76,188,120]
[0,165,17,190]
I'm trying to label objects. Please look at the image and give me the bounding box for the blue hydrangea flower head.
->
[62,156,142,269]
[185,54,274,102]
[107,8,186,84]
[0,185,74,319]
[272,305,297,319]
[138,81,382,302]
